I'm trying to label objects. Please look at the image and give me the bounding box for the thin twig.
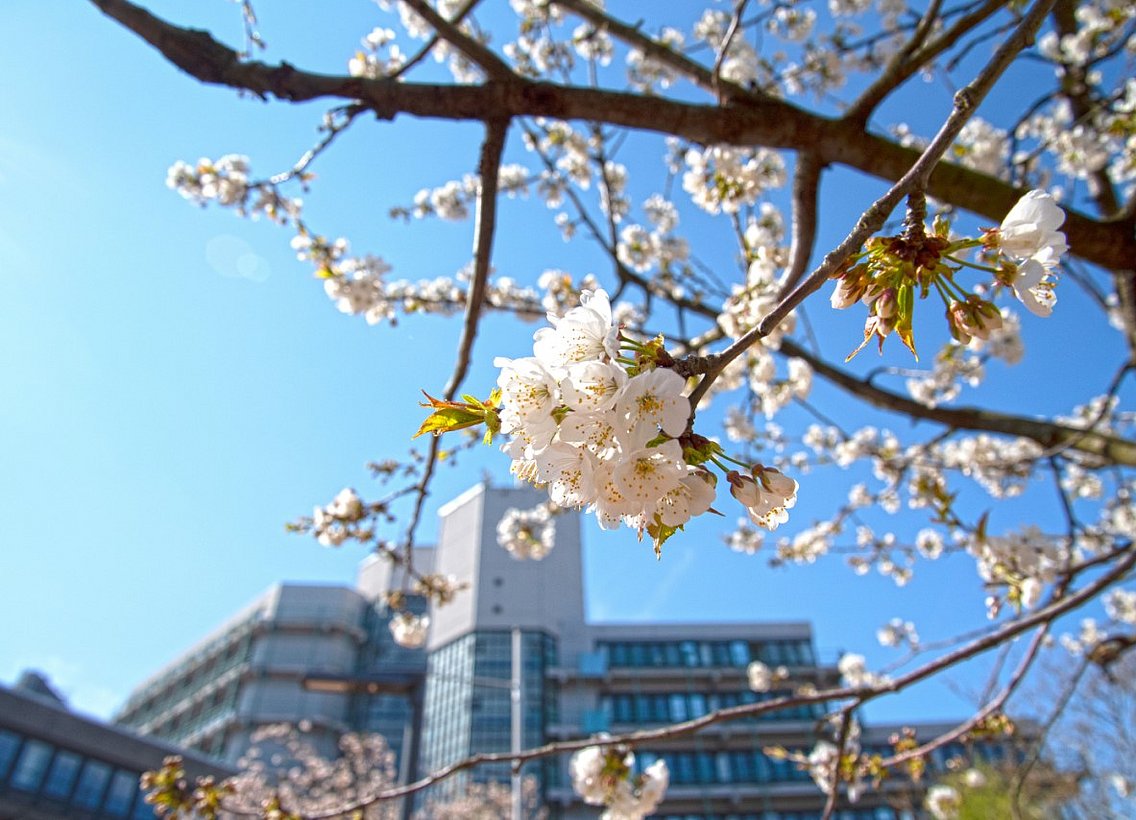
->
[388,0,482,81]
[89,0,1136,272]
[403,118,510,556]
[291,545,1136,814]
[400,0,515,82]
[780,151,823,296]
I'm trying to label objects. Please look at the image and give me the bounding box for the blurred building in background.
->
[114,484,1020,819]
[0,670,230,820]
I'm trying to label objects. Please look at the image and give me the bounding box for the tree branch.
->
[400,0,515,82]
[780,151,823,295]
[779,338,1136,467]
[687,0,1056,408]
[88,0,1136,272]
[845,0,1003,124]
[286,543,1136,815]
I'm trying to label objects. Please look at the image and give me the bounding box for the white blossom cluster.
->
[949,117,1011,179]
[616,195,690,278]
[924,784,962,820]
[877,618,919,648]
[805,719,863,802]
[746,660,788,692]
[626,27,684,93]
[1104,588,1136,625]
[938,434,1042,498]
[967,525,1067,611]
[347,26,406,78]
[682,145,787,215]
[990,190,1068,318]
[167,154,300,223]
[496,503,557,560]
[373,0,485,83]
[229,723,400,819]
[493,288,799,543]
[312,487,365,547]
[838,653,889,689]
[496,289,713,536]
[388,611,430,648]
[692,9,762,87]
[569,745,669,820]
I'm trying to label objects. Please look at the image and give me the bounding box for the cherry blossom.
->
[924,784,962,820]
[388,612,430,648]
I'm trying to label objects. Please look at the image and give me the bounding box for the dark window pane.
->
[73,759,112,809]
[695,752,715,783]
[104,770,138,816]
[10,739,53,792]
[43,750,82,799]
[0,729,21,780]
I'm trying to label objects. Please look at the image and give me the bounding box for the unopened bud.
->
[874,288,898,319]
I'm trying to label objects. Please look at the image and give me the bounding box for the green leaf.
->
[895,282,919,360]
[646,517,682,559]
[412,407,484,439]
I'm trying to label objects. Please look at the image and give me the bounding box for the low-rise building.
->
[116,484,1020,818]
[0,671,230,820]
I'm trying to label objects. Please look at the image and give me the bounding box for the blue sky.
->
[2,0,1127,735]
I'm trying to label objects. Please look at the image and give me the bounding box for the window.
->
[695,752,715,783]
[43,750,82,799]
[104,769,139,817]
[715,752,732,783]
[73,759,112,810]
[10,739,53,792]
[0,729,20,780]
[688,693,706,718]
[729,640,750,666]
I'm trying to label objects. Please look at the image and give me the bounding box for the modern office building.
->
[0,671,230,820]
[113,561,431,776]
[115,484,1016,818]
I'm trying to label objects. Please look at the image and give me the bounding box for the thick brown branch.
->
[779,338,1136,467]
[400,0,514,82]
[689,0,1055,407]
[845,0,1003,123]
[295,545,1136,815]
[781,151,823,295]
[89,0,1136,272]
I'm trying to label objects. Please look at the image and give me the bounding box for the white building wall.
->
[428,483,588,657]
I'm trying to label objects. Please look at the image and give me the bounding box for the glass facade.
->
[348,597,430,775]
[597,638,815,669]
[655,811,900,820]
[419,629,557,798]
[602,689,825,725]
[0,726,157,818]
[637,747,816,786]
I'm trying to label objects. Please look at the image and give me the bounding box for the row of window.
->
[597,639,816,670]
[602,690,826,725]
[117,629,252,726]
[636,748,815,786]
[0,727,155,819]
[147,680,241,743]
[656,811,902,820]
